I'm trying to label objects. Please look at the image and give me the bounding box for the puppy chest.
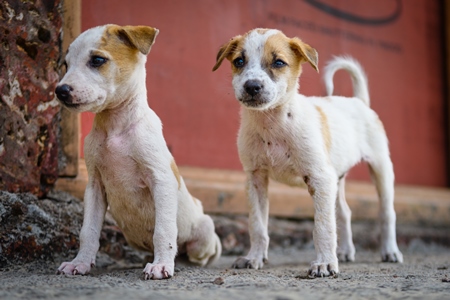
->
[252,130,297,167]
[93,134,162,238]
[97,156,142,188]
[98,155,155,234]
[94,155,154,245]
[99,157,157,253]
[93,136,146,188]
[262,136,291,162]
[240,121,308,185]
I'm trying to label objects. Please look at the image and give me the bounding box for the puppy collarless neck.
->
[94,96,148,133]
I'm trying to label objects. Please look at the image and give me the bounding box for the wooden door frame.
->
[58,0,81,177]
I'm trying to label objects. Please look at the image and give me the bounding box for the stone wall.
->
[0,0,63,197]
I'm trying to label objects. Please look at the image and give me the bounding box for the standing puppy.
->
[213,28,403,277]
[55,24,221,280]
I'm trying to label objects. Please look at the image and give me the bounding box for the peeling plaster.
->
[37,98,60,112]
[0,0,63,197]
[3,70,23,109]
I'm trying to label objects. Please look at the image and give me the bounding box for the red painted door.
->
[81,0,447,187]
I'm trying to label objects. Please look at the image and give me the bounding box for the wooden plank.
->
[55,159,87,199]
[55,159,450,226]
[58,0,81,177]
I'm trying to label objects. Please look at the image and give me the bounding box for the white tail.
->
[324,56,370,106]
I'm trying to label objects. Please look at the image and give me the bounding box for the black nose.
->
[244,80,263,97]
[55,84,73,103]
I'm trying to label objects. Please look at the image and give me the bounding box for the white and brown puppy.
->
[55,24,221,280]
[213,28,403,277]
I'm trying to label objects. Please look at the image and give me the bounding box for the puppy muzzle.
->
[239,79,270,108]
[55,84,79,108]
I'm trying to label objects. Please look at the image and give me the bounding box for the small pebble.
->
[213,277,224,285]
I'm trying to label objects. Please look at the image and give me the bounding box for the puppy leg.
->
[336,176,356,262]
[306,171,339,277]
[232,169,269,269]
[143,174,178,280]
[186,214,222,266]
[368,158,403,263]
[57,178,107,275]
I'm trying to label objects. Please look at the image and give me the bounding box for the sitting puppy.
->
[55,24,221,280]
[213,28,403,277]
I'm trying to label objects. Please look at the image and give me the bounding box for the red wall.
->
[81,0,447,187]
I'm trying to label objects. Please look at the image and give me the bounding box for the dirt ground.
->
[0,246,449,300]
[0,191,449,299]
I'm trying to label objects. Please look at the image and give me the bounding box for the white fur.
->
[324,56,370,105]
[232,29,282,109]
[56,25,221,280]
[214,29,403,277]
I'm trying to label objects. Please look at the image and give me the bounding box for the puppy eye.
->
[89,56,107,68]
[233,57,245,68]
[273,59,287,68]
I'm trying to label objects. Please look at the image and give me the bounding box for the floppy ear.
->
[117,25,159,55]
[290,37,319,72]
[212,35,242,71]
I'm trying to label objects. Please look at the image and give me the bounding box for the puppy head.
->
[55,24,159,113]
[213,29,318,110]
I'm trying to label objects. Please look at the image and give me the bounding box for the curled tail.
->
[323,56,370,106]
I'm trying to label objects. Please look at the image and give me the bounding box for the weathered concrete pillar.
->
[0,0,63,197]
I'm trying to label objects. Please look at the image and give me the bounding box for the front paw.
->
[143,263,174,280]
[57,261,93,275]
[381,247,403,263]
[232,256,268,270]
[337,244,355,262]
[308,261,339,278]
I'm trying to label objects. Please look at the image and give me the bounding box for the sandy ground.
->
[1,191,449,299]
[1,243,449,300]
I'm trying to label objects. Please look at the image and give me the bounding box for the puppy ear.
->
[117,26,159,55]
[290,37,319,72]
[212,36,242,71]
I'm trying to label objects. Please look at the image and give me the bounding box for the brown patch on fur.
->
[116,25,159,55]
[191,195,202,207]
[315,106,331,153]
[212,35,244,72]
[263,32,303,91]
[308,186,316,196]
[98,26,140,86]
[170,159,181,189]
[213,29,282,73]
[256,28,271,35]
[303,175,316,196]
[228,46,247,76]
[303,175,309,184]
[213,28,318,79]
[97,25,158,86]
[289,37,318,72]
